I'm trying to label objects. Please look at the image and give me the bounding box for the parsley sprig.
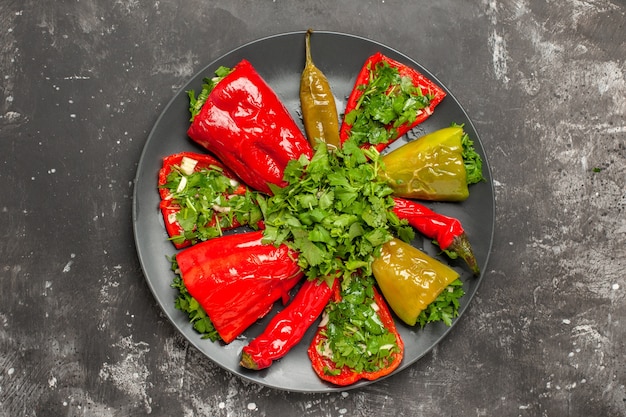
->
[344,61,433,147]
[258,141,414,283]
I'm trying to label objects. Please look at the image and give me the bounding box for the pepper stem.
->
[240,351,260,370]
[305,28,313,65]
[448,233,480,276]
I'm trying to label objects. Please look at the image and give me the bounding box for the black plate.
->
[133,31,494,392]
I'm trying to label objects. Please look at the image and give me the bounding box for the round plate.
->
[133,31,494,392]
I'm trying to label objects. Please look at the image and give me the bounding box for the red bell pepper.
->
[240,278,338,370]
[307,285,404,386]
[158,152,245,199]
[187,59,314,194]
[158,152,259,249]
[339,52,446,152]
[392,197,479,274]
[176,230,303,344]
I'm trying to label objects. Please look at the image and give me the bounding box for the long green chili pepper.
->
[300,29,341,149]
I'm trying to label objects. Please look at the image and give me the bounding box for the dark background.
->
[1,1,624,416]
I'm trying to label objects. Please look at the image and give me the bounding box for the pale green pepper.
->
[380,126,469,201]
[372,238,460,326]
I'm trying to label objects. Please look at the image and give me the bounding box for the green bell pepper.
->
[372,238,460,326]
[380,126,470,201]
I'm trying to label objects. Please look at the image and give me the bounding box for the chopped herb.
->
[416,279,465,328]
[451,122,484,185]
[161,164,262,246]
[320,276,400,373]
[344,60,433,147]
[188,66,233,121]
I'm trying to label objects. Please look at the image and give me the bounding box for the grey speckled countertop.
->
[1,1,625,416]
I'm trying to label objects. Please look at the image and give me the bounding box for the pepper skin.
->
[187,59,314,194]
[380,126,469,201]
[372,238,460,326]
[158,152,249,249]
[300,29,341,149]
[339,52,446,152]
[307,286,404,386]
[392,197,479,275]
[176,231,303,344]
[240,278,338,370]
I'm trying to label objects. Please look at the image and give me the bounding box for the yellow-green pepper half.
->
[380,126,469,201]
[372,238,460,326]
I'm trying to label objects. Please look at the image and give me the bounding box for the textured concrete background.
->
[1,0,624,416]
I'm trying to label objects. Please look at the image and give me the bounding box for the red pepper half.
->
[158,152,245,199]
[176,230,303,343]
[339,52,446,152]
[158,152,251,249]
[393,197,479,274]
[187,59,314,194]
[240,278,338,370]
[307,285,404,386]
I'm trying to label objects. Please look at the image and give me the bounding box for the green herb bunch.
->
[258,141,414,284]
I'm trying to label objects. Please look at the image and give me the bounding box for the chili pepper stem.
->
[448,232,480,275]
[305,28,313,63]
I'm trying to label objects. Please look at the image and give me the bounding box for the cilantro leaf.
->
[188,66,233,121]
[170,258,221,341]
[451,122,484,185]
[416,279,465,328]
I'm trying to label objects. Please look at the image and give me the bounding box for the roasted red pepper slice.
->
[339,52,446,152]
[187,59,314,194]
[240,278,338,370]
[392,197,479,274]
[158,152,252,249]
[307,285,403,386]
[176,230,303,344]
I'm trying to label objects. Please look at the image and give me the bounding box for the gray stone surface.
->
[1,0,624,416]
